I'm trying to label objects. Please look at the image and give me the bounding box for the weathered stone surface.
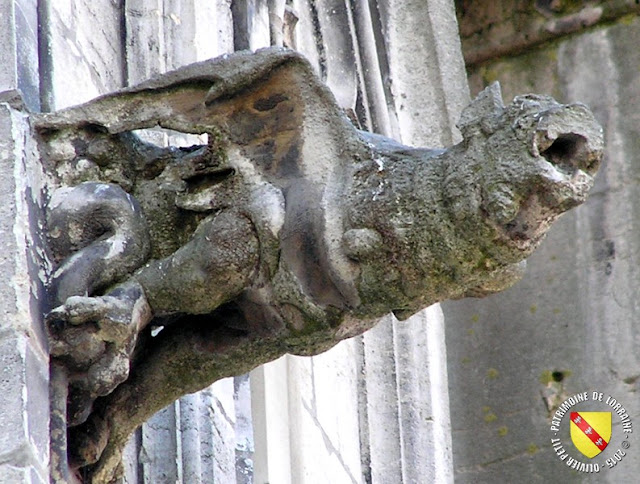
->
[0,0,40,110]
[3,1,632,483]
[125,0,226,86]
[231,0,270,51]
[39,0,125,110]
[34,45,602,481]
[446,12,640,484]
[361,317,403,483]
[250,357,292,484]
[0,0,18,93]
[251,348,363,484]
[0,100,49,349]
[456,0,640,67]
[140,403,180,482]
[206,380,238,483]
[0,99,49,484]
[0,464,47,484]
[314,0,358,110]
[0,337,49,476]
[290,342,362,482]
[378,0,470,146]
[234,375,254,484]
[124,0,169,85]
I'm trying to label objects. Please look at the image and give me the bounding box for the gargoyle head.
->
[458,82,603,262]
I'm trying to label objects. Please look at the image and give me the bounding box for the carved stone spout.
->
[35,47,602,482]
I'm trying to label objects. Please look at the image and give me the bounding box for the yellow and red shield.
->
[570,411,612,458]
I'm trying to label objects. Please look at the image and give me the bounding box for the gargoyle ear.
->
[457,82,505,137]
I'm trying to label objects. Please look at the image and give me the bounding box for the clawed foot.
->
[46,282,152,424]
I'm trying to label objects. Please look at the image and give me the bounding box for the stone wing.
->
[35,47,352,183]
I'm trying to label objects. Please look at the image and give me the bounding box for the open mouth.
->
[532,102,603,177]
[537,131,601,177]
[541,133,586,171]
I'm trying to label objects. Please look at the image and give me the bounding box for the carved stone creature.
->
[35,47,603,482]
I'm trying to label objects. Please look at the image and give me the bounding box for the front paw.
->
[47,294,142,353]
[46,283,152,412]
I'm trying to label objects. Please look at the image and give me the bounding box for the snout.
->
[490,102,603,255]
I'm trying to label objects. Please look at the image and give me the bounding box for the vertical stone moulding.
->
[0,97,50,483]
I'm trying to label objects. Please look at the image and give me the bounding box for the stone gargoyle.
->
[35,47,603,482]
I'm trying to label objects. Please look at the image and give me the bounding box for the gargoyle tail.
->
[47,182,150,306]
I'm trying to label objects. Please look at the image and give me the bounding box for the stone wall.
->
[444,3,640,483]
[0,1,48,483]
[0,98,49,484]
[1,1,470,483]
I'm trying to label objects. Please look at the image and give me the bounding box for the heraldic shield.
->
[570,412,612,458]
